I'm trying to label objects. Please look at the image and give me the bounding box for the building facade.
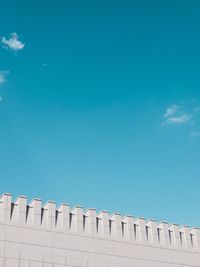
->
[0,193,199,267]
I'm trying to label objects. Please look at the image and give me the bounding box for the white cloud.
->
[0,71,10,86]
[166,114,191,125]
[1,32,25,52]
[164,104,179,118]
[163,104,191,125]
[163,102,200,137]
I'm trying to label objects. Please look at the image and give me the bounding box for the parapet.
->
[0,193,199,251]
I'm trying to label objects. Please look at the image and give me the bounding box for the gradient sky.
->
[0,0,200,227]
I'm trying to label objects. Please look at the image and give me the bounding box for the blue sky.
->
[0,0,200,227]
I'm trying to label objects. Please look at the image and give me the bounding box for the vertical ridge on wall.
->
[168,224,182,248]
[84,208,96,235]
[110,213,122,238]
[157,222,170,247]
[41,201,56,229]
[56,203,70,231]
[26,198,42,226]
[97,211,109,236]
[180,226,192,249]
[122,215,135,240]
[0,193,12,223]
[11,196,27,224]
[145,220,159,245]
[70,206,84,233]
[134,217,147,243]
[191,228,200,250]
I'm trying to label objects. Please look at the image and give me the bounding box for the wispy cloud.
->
[163,104,191,125]
[0,71,9,86]
[1,32,25,52]
[163,102,200,137]
[166,114,191,125]
[164,104,179,118]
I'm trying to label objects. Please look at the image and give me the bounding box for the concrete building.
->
[0,193,199,266]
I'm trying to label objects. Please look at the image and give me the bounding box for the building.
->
[0,193,199,266]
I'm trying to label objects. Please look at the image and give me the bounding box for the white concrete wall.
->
[0,193,200,267]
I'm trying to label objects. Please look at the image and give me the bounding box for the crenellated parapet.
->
[0,193,199,252]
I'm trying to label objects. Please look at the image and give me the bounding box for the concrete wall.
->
[0,193,199,267]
